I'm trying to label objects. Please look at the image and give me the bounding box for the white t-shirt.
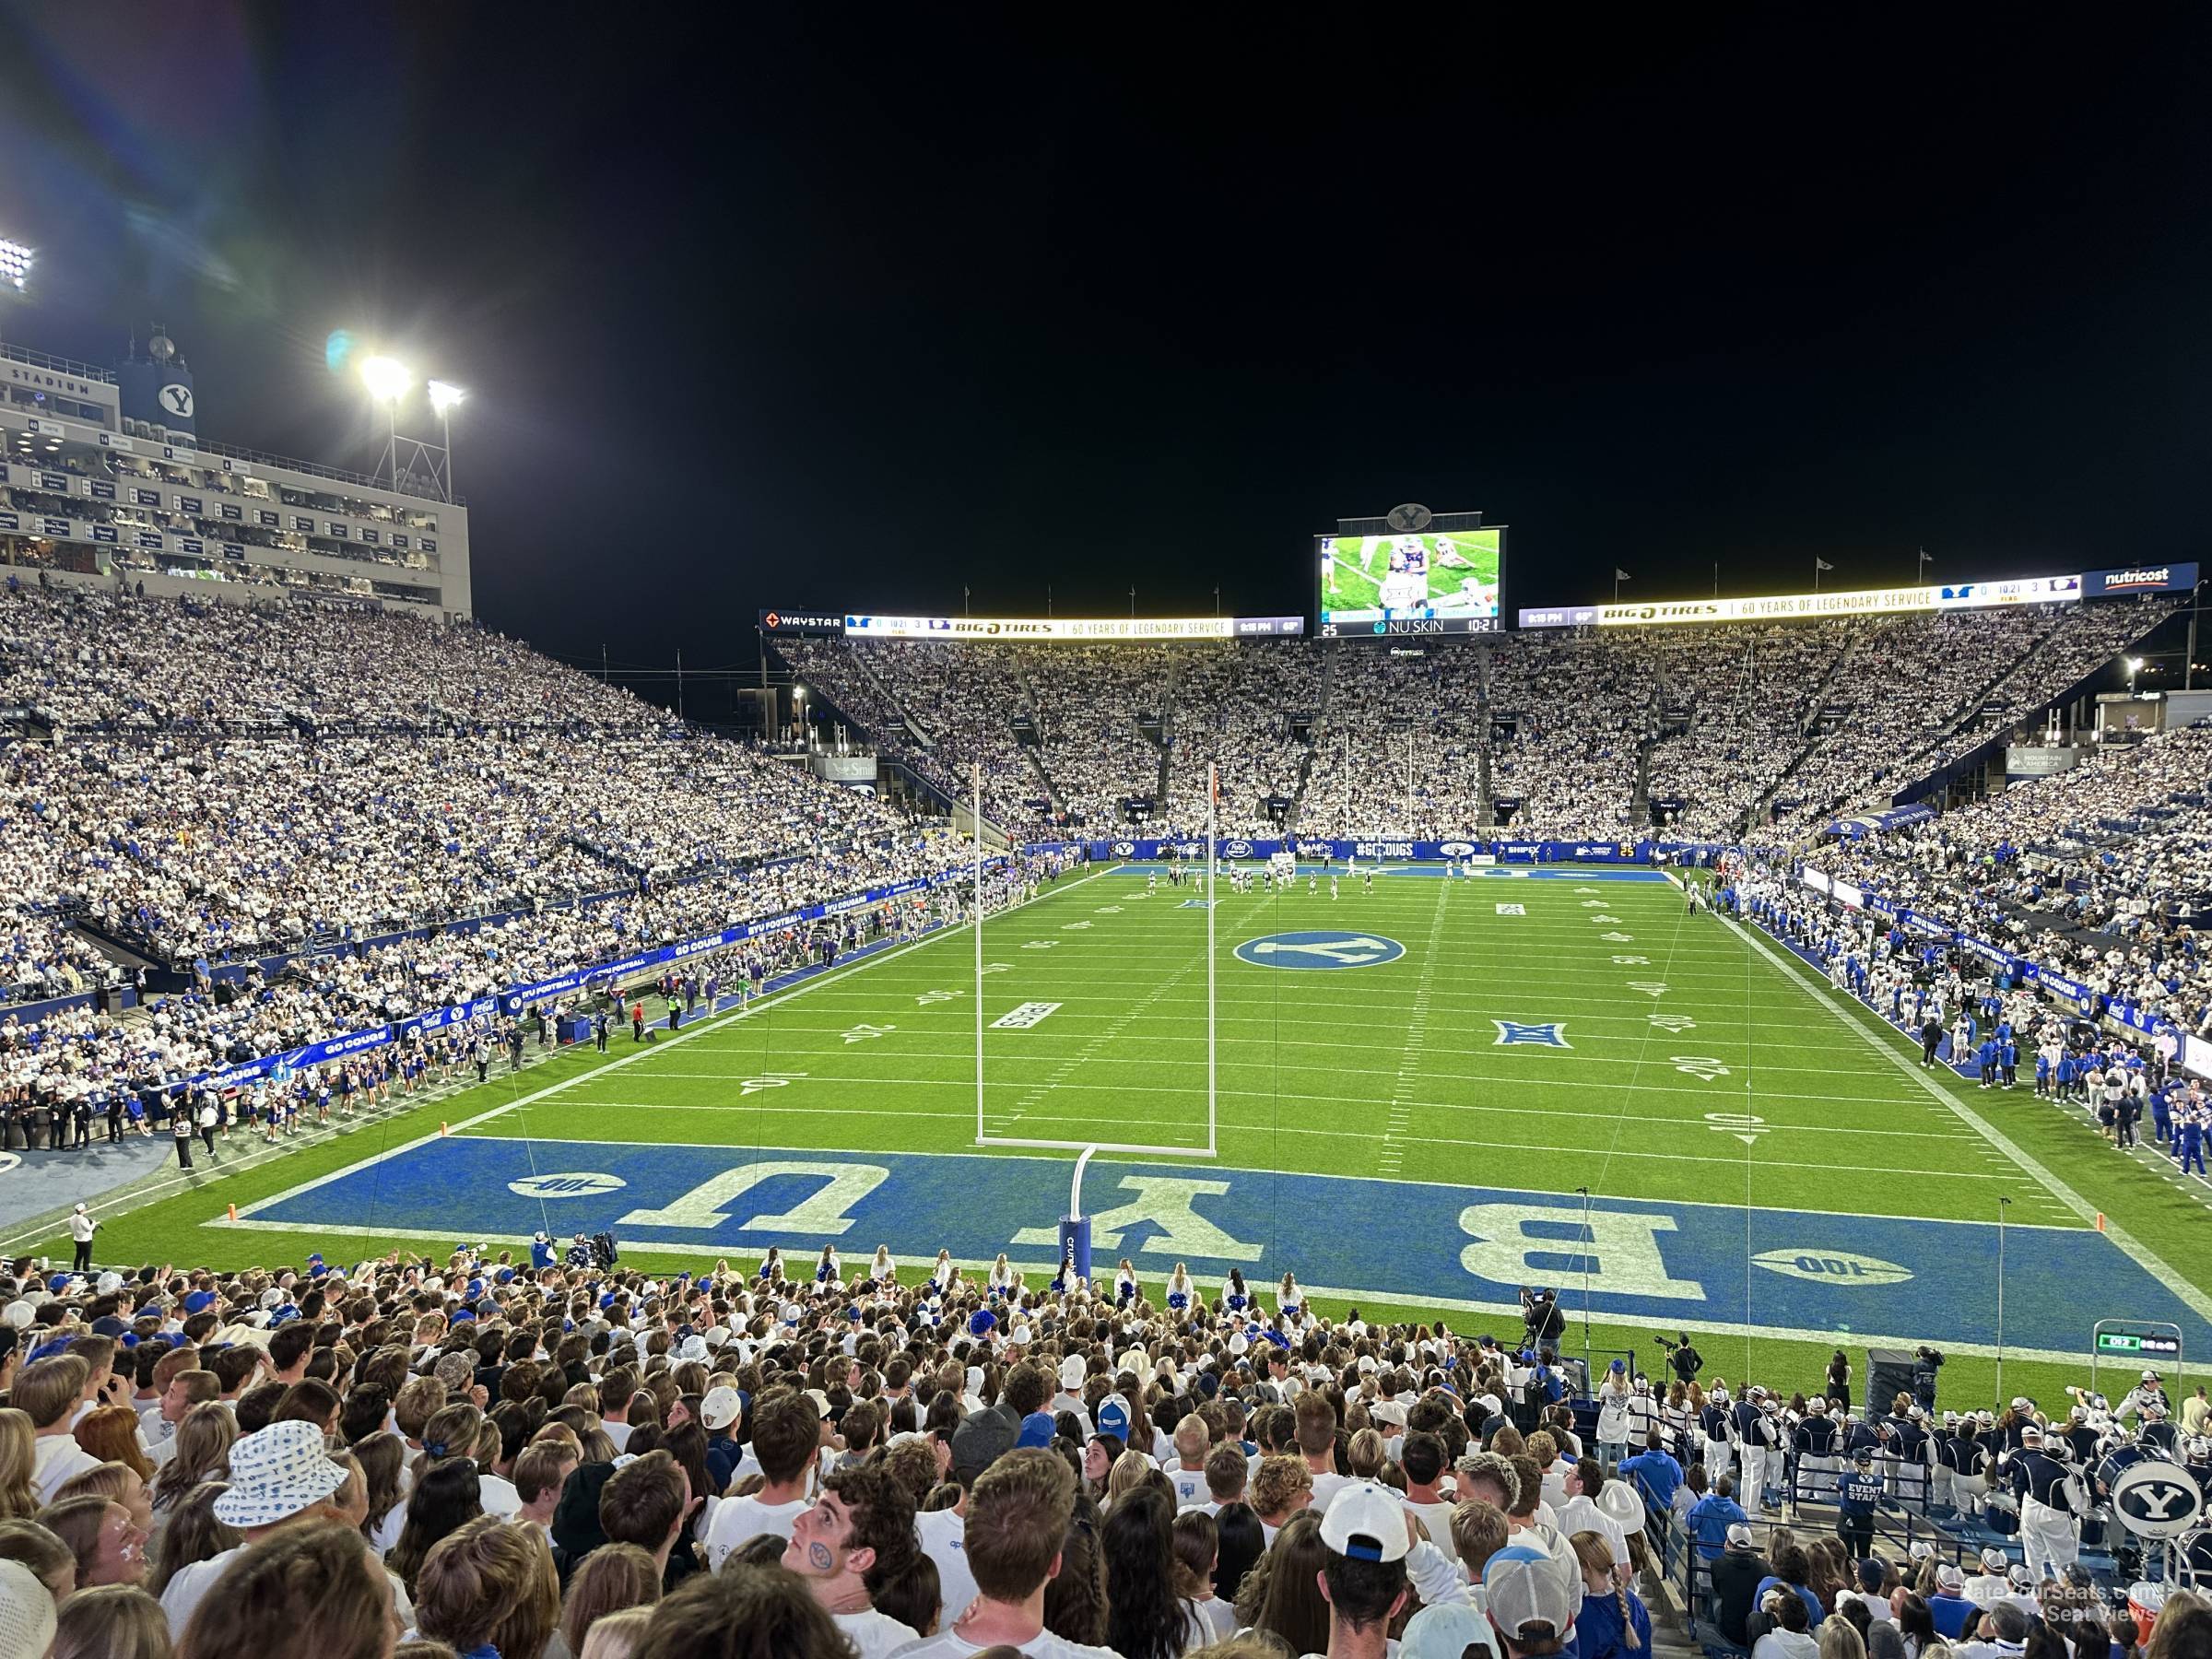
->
[1403,1498,1459,1562]
[477,1472,522,1518]
[602,1420,633,1453]
[1309,1471,1352,1512]
[837,1607,921,1659]
[371,1502,406,1558]
[1753,1632,1821,1659]
[703,1494,808,1571]
[161,1543,246,1636]
[891,1629,1120,1659]
[32,1434,100,1504]
[1169,1465,1209,1507]
[917,1507,979,1628]
[1553,1495,1628,1569]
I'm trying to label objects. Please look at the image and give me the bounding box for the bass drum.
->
[2098,1441,2175,1500]
[2178,1528,2212,1584]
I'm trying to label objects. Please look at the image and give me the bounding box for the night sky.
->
[2,8,2208,683]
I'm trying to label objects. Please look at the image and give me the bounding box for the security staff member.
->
[1837,1448,1886,1558]
[2007,1422,2080,1580]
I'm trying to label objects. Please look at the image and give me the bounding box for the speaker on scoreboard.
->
[1866,1347,1919,1411]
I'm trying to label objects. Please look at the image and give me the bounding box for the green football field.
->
[53,863,2212,1413]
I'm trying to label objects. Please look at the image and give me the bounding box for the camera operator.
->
[1521,1286,1565,1347]
[1660,1331,1702,1384]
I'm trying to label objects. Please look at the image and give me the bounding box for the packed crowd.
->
[1771,606,2162,836]
[782,601,2175,851]
[1158,643,1320,841]
[1643,624,1861,841]
[1786,721,2212,1034]
[1298,648,1488,841]
[0,1238,2190,1659]
[0,587,934,998]
[0,853,1057,1159]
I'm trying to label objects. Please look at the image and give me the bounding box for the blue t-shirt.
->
[1753,1577,1826,1627]
[1619,1449,1682,1509]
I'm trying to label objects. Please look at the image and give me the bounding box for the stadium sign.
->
[758,609,845,635]
[1586,575,2083,628]
[842,615,1304,641]
[2083,562,2199,596]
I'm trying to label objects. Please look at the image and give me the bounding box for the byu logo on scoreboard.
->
[1493,1021,1570,1048]
[1233,931,1405,970]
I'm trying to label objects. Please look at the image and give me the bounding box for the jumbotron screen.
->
[1318,527,1503,635]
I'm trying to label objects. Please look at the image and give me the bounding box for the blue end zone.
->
[234,1140,2204,1359]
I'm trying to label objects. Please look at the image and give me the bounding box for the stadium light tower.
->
[0,238,31,357]
[358,351,463,503]
[428,381,465,498]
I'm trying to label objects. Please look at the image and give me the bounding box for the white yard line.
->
[145,870,1112,1234]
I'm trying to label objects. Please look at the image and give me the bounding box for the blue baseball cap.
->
[1096,1397,1131,1440]
[182,1291,217,1315]
[1017,1411,1057,1449]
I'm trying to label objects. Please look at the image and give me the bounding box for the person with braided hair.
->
[1570,1528,1651,1659]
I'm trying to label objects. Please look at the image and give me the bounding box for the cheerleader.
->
[1223,1269,1249,1314]
[1114,1258,1138,1306]
[931,1249,956,1292]
[870,1244,897,1286]
[1277,1271,1304,1318]
[1051,1244,1078,1297]
[816,1244,841,1285]
[759,1246,785,1283]
[1165,1263,1194,1313]
[988,1253,1018,1296]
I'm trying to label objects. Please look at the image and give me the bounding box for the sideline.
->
[1717,909,2212,1329]
[6,866,1108,1253]
[209,868,1110,1232]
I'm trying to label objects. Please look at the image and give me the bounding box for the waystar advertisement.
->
[1319,526,1503,635]
[841,615,1304,641]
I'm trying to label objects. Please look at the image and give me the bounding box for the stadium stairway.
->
[66,914,167,986]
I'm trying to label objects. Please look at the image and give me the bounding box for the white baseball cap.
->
[701,1385,744,1431]
[1318,1478,1411,1563]
[1484,1544,1581,1646]
[0,1559,56,1659]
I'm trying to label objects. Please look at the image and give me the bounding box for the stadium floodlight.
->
[427,380,465,416]
[359,355,413,403]
[0,239,29,290]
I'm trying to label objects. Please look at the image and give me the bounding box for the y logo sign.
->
[1233,932,1406,970]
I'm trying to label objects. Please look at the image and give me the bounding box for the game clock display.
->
[1319,527,1503,635]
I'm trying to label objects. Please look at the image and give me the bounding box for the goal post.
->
[972,761,1218,1158]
